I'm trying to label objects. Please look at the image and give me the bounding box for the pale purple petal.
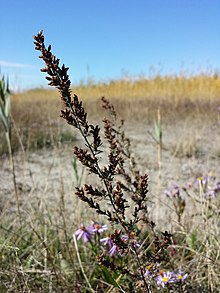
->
[109,244,118,257]
[91,223,108,233]
[100,236,112,247]
[74,224,92,243]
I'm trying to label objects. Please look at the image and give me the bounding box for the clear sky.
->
[0,0,219,91]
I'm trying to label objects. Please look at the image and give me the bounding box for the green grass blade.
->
[5,92,10,118]
[0,106,8,132]
[101,267,120,288]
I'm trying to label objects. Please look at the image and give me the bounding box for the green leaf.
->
[0,85,4,102]
[154,121,159,141]
[188,231,198,249]
[101,267,120,288]
[0,106,8,132]
[0,74,11,132]
[5,92,10,118]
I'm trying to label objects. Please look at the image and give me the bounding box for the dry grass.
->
[73,73,220,121]
[1,71,220,291]
[1,72,219,155]
[12,73,220,120]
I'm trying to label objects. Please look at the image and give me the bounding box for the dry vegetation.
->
[1,45,220,292]
[1,72,220,155]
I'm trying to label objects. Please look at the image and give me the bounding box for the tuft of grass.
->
[172,136,201,158]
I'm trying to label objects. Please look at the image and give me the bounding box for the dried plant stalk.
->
[33,31,176,292]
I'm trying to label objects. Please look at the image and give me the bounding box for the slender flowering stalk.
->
[33,30,131,231]
[198,173,220,199]
[164,184,186,223]
[34,31,182,293]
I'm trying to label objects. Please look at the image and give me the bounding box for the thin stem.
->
[132,246,150,293]
[73,234,95,293]
[5,131,21,222]
[11,115,35,187]
[70,104,129,232]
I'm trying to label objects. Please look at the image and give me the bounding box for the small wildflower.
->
[200,175,209,188]
[100,236,112,247]
[74,224,92,243]
[175,271,188,282]
[156,271,175,288]
[109,244,119,257]
[121,233,141,249]
[164,184,180,198]
[197,173,220,199]
[90,222,108,234]
[205,187,217,199]
[121,234,129,242]
[144,268,152,278]
[144,263,159,278]
[100,235,121,256]
[206,182,220,198]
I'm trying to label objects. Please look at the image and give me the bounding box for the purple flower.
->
[121,234,141,249]
[100,236,112,247]
[164,184,181,198]
[200,175,209,188]
[210,182,220,198]
[90,222,108,234]
[155,270,188,288]
[197,174,220,199]
[144,269,152,278]
[156,271,175,288]
[144,264,154,278]
[121,234,129,242]
[109,244,119,257]
[144,263,159,278]
[74,224,92,243]
[175,271,188,282]
[100,236,120,257]
[205,188,217,199]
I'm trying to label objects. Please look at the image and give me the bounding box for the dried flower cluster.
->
[33,30,151,235]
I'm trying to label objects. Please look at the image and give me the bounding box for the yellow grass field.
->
[12,73,220,122]
[1,73,219,155]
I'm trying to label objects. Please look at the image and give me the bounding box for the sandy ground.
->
[1,118,220,226]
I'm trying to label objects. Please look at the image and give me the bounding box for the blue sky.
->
[0,0,219,91]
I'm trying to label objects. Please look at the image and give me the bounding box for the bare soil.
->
[1,117,220,225]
